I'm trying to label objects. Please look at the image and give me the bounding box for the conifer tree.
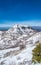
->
[32,43,41,63]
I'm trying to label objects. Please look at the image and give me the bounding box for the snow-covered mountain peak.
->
[7,24,24,35]
[0,25,41,65]
[13,24,20,28]
[7,24,34,35]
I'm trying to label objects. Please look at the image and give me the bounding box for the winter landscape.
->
[0,0,41,65]
[0,24,41,65]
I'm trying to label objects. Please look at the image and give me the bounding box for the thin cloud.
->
[0,20,41,27]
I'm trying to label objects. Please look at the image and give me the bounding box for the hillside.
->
[0,24,41,65]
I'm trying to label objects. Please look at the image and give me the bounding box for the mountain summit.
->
[0,25,41,65]
[0,24,40,50]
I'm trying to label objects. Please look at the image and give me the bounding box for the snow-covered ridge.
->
[0,24,41,65]
[0,24,36,49]
[7,24,34,34]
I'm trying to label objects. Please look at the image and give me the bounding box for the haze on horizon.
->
[0,0,41,26]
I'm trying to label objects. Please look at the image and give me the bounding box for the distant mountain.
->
[32,26,41,31]
[0,26,41,32]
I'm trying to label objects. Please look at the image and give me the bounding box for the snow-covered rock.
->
[0,24,36,49]
[0,24,41,65]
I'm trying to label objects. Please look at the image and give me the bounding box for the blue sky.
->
[0,0,41,26]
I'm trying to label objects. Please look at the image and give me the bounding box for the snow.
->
[0,24,41,65]
[0,46,34,65]
[0,46,40,65]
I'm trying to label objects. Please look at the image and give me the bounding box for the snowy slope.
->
[0,24,41,65]
[0,24,36,50]
[0,44,41,65]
